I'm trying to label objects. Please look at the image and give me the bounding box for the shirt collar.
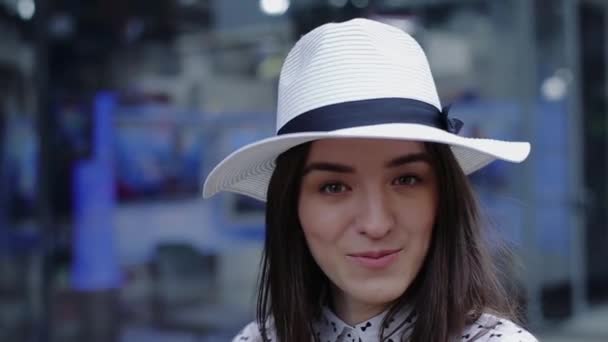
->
[314,305,416,341]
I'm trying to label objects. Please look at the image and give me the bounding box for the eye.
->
[320,183,349,194]
[393,175,421,186]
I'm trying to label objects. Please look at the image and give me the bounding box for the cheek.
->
[298,197,344,246]
[406,183,438,229]
[394,193,437,266]
[401,199,436,237]
[298,197,350,276]
[298,187,353,235]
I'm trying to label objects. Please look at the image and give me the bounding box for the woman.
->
[203,19,537,341]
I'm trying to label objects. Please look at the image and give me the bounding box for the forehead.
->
[307,138,427,162]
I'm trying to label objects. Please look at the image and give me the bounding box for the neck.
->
[331,288,390,326]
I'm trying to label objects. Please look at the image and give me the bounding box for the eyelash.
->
[318,174,422,194]
[392,174,422,186]
[319,182,349,194]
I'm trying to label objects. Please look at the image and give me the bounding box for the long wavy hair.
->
[256,141,520,341]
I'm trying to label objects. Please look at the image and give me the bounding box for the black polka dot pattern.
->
[459,314,538,341]
[231,308,538,341]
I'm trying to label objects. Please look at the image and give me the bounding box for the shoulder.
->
[232,321,262,342]
[232,321,275,342]
[460,313,538,342]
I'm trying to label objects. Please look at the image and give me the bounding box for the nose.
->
[354,189,396,239]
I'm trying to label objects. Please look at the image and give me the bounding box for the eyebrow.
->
[384,152,432,168]
[302,152,432,176]
[302,162,355,175]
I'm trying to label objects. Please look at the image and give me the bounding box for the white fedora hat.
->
[203,18,530,202]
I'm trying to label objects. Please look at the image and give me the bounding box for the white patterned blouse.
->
[232,306,538,342]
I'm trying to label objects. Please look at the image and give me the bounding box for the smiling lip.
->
[347,249,402,269]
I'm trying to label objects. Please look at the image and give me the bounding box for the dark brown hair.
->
[256,141,520,342]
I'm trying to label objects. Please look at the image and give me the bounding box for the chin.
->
[350,278,409,306]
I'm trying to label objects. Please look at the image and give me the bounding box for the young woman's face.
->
[298,138,438,319]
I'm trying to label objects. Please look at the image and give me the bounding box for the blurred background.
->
[0,0,607,341]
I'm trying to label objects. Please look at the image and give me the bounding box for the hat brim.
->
[202,123,530,201]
